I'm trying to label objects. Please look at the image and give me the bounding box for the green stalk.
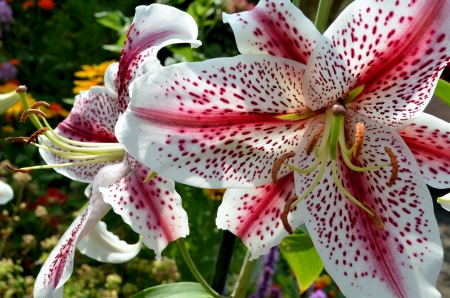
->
[176,239,228,298]
[210,230,237,294]
[314,0,333,34]
[232,250,256,298]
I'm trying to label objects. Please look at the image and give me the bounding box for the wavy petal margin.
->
[115,4,201,110]
[77,221,143,263]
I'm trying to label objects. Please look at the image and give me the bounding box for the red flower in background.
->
[38,0,54,10]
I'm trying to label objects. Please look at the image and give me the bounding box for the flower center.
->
[6,86,125,173]
[275,100,398,234]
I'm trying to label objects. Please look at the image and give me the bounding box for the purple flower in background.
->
[250,246,280,298]
[309,289,327,298]
[268,287,282,298]
[0,0,12,37]
[0,62,17,82]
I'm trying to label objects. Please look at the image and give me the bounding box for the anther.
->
[26,128,49,146]
[272,152,296,183]
[362,202,384,230]
[306,123,324,155]
[332,104,347,116]
[6,164,32,173]
[16,85,27,93]
[282,195,298,234]
[20,109,47,123]
[30,101,51,109]
[5,137,30,143]
[384,147,398,187]
[353,123,365,158]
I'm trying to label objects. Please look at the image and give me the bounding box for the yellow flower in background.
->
[6,92,36,118]
[0,81,19,93]
[203,189,226,201]
[314,274,331,290]
[73,60,116,94]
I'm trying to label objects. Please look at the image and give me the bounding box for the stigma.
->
[6,86,125,173]
[274,104,398,234]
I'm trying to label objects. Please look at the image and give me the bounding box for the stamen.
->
[384,147,398,187]
[362,202,384,230]
[282,195,298,235]
[306,123,324,155]
[20,109,47,123]
[30,101,51,109]
[5,137,30,143]
[353,123,365,158]
[26,127,49,146]
[6,164,32,173]
[272,152,296,183]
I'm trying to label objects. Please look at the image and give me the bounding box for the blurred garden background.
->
[0,0,449,297]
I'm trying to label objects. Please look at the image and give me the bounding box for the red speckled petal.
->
[39,86,122,183]
[58,87,120,143]
[217,172,302,260]
[101,156,188,259]
[117,55,311,188]
[295,111,442,298]
[398,113,450,189]
[223,0,320,63]
[34,161,130,298]
[115,4,201,110]
[304,0,450,124]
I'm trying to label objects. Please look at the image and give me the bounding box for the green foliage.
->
[434,79,450,107]
[280,231,324,294]
[131,282,213,298]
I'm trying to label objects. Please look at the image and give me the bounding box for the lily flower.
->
[116,0,449,296]
[0,179,13,204]
[9,5,201,297]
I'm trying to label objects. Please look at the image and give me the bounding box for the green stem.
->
[177,239,228,298]
[232,250,256,298]
[210,230,237,294]
[314,0,333,34]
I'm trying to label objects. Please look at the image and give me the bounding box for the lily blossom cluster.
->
[8,5,201,298]
[116,0,450,297]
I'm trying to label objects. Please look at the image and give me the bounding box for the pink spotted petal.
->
[57,86,120,143]
[304,0,450,124]
[295,111,442,297]
[217,173,302,260]
[101,157,188,260]
[223,0,320,63]
[398,113,450,189]
[117,54,311,188]
[39,86,122,183]
[34,161,131,298]
[115,4,201,110]
[77,221,143,263]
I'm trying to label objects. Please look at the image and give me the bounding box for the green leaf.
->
[130,282,214,298]
[434,79,450,107]
[280,233,323,294]
[95,10,129,32]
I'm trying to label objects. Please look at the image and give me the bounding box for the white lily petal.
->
[0,180,13,204]
[77,221,143,263]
